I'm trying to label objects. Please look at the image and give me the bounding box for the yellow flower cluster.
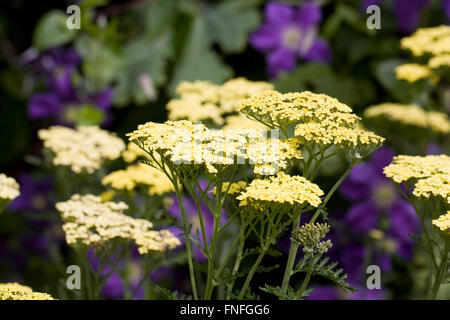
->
[167,78,273,125]
[102,163,174,195]
[237,90,359,129]
[0,173,20,201]
[237,172,323,208]
[429,54,450,69]
[400,25,450,57]
[384,155,450,205]
[394,63,436,83]
[223,115,269,130]
[128,120,302,175]
[432,211,450,233]
[211,181,247,196]
[122,142,151,163]
[364,103,450,134]
[38,126,125,174]
[56,194,180,254]
[0,283,54,300]
[413,174,450,203]
[294,121,384,151]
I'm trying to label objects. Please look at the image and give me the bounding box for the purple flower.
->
[9,172,53,213]
[339,147,420,260]
[25,47,113,125]
[250,1,331,77]
[445,0,450,20]
[360,0,431,34]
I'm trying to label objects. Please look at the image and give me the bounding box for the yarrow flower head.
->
[56,194,180,254]
[384,154,450,184]
[39,126,125,174]
[128,120,302,175]
[166,78,273,125]
[401,26,450,57]
[237,90,359,130]
[291,222,332,254]
[237,172,323,208]
[250,1,331,77]
[0,174,20,210]
[432,211,450,235]
[0,283,54,300]
[364,103,450,134]
[102,163,174,196]
[384,154,450,207]
[394,63,437,83]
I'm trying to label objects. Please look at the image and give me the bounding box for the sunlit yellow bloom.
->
[166,78,273,124]
[0,173,20,201]
[102,163,174,195]
[394,63,436,83]
[294,121,384,151]
[384,154,450,184]
[128,121,302,175]
[401,25,450,57]
[237,90,359,129]
[38,126,125,174]
[223,114,269,130]
[211,181,247,196]
[364,103,450,134]
[0,283,54,300]
[237,172,323,208]
[429,54,450,69]
[432,211,450,233]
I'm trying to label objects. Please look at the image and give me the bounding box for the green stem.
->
[173,183,199,300]
[430,240,450,300]
[226,226,247,299]
[295,256,315,300]
[237,247,267,300]
[281,214,301,294]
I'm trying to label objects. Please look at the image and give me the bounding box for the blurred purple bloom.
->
[250,1,331,77]
[445,0,450,20]
[25,47,113,125]
[10,172,53,213]
[339,147,420,260]
[360,0,431,34]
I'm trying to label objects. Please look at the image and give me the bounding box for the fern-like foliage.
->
[146,284,192,300]
[259,285,312,300]
[293,255,356,293]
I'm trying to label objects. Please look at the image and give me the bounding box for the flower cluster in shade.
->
[127,120,302,175]
[0,283,54,300]
[56,194,180,254]
[238,90,384,155]
[364,103,450,134]
[384,154,450,205]
[361,0,450,34]
[0,174,20,203]
[250,1,331,77]
[395,26,450,84]
[25,47,114,125]
[167,78,273,126]
[38,125,125,174]
[102,163,174,196]
[237,172,323,209]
